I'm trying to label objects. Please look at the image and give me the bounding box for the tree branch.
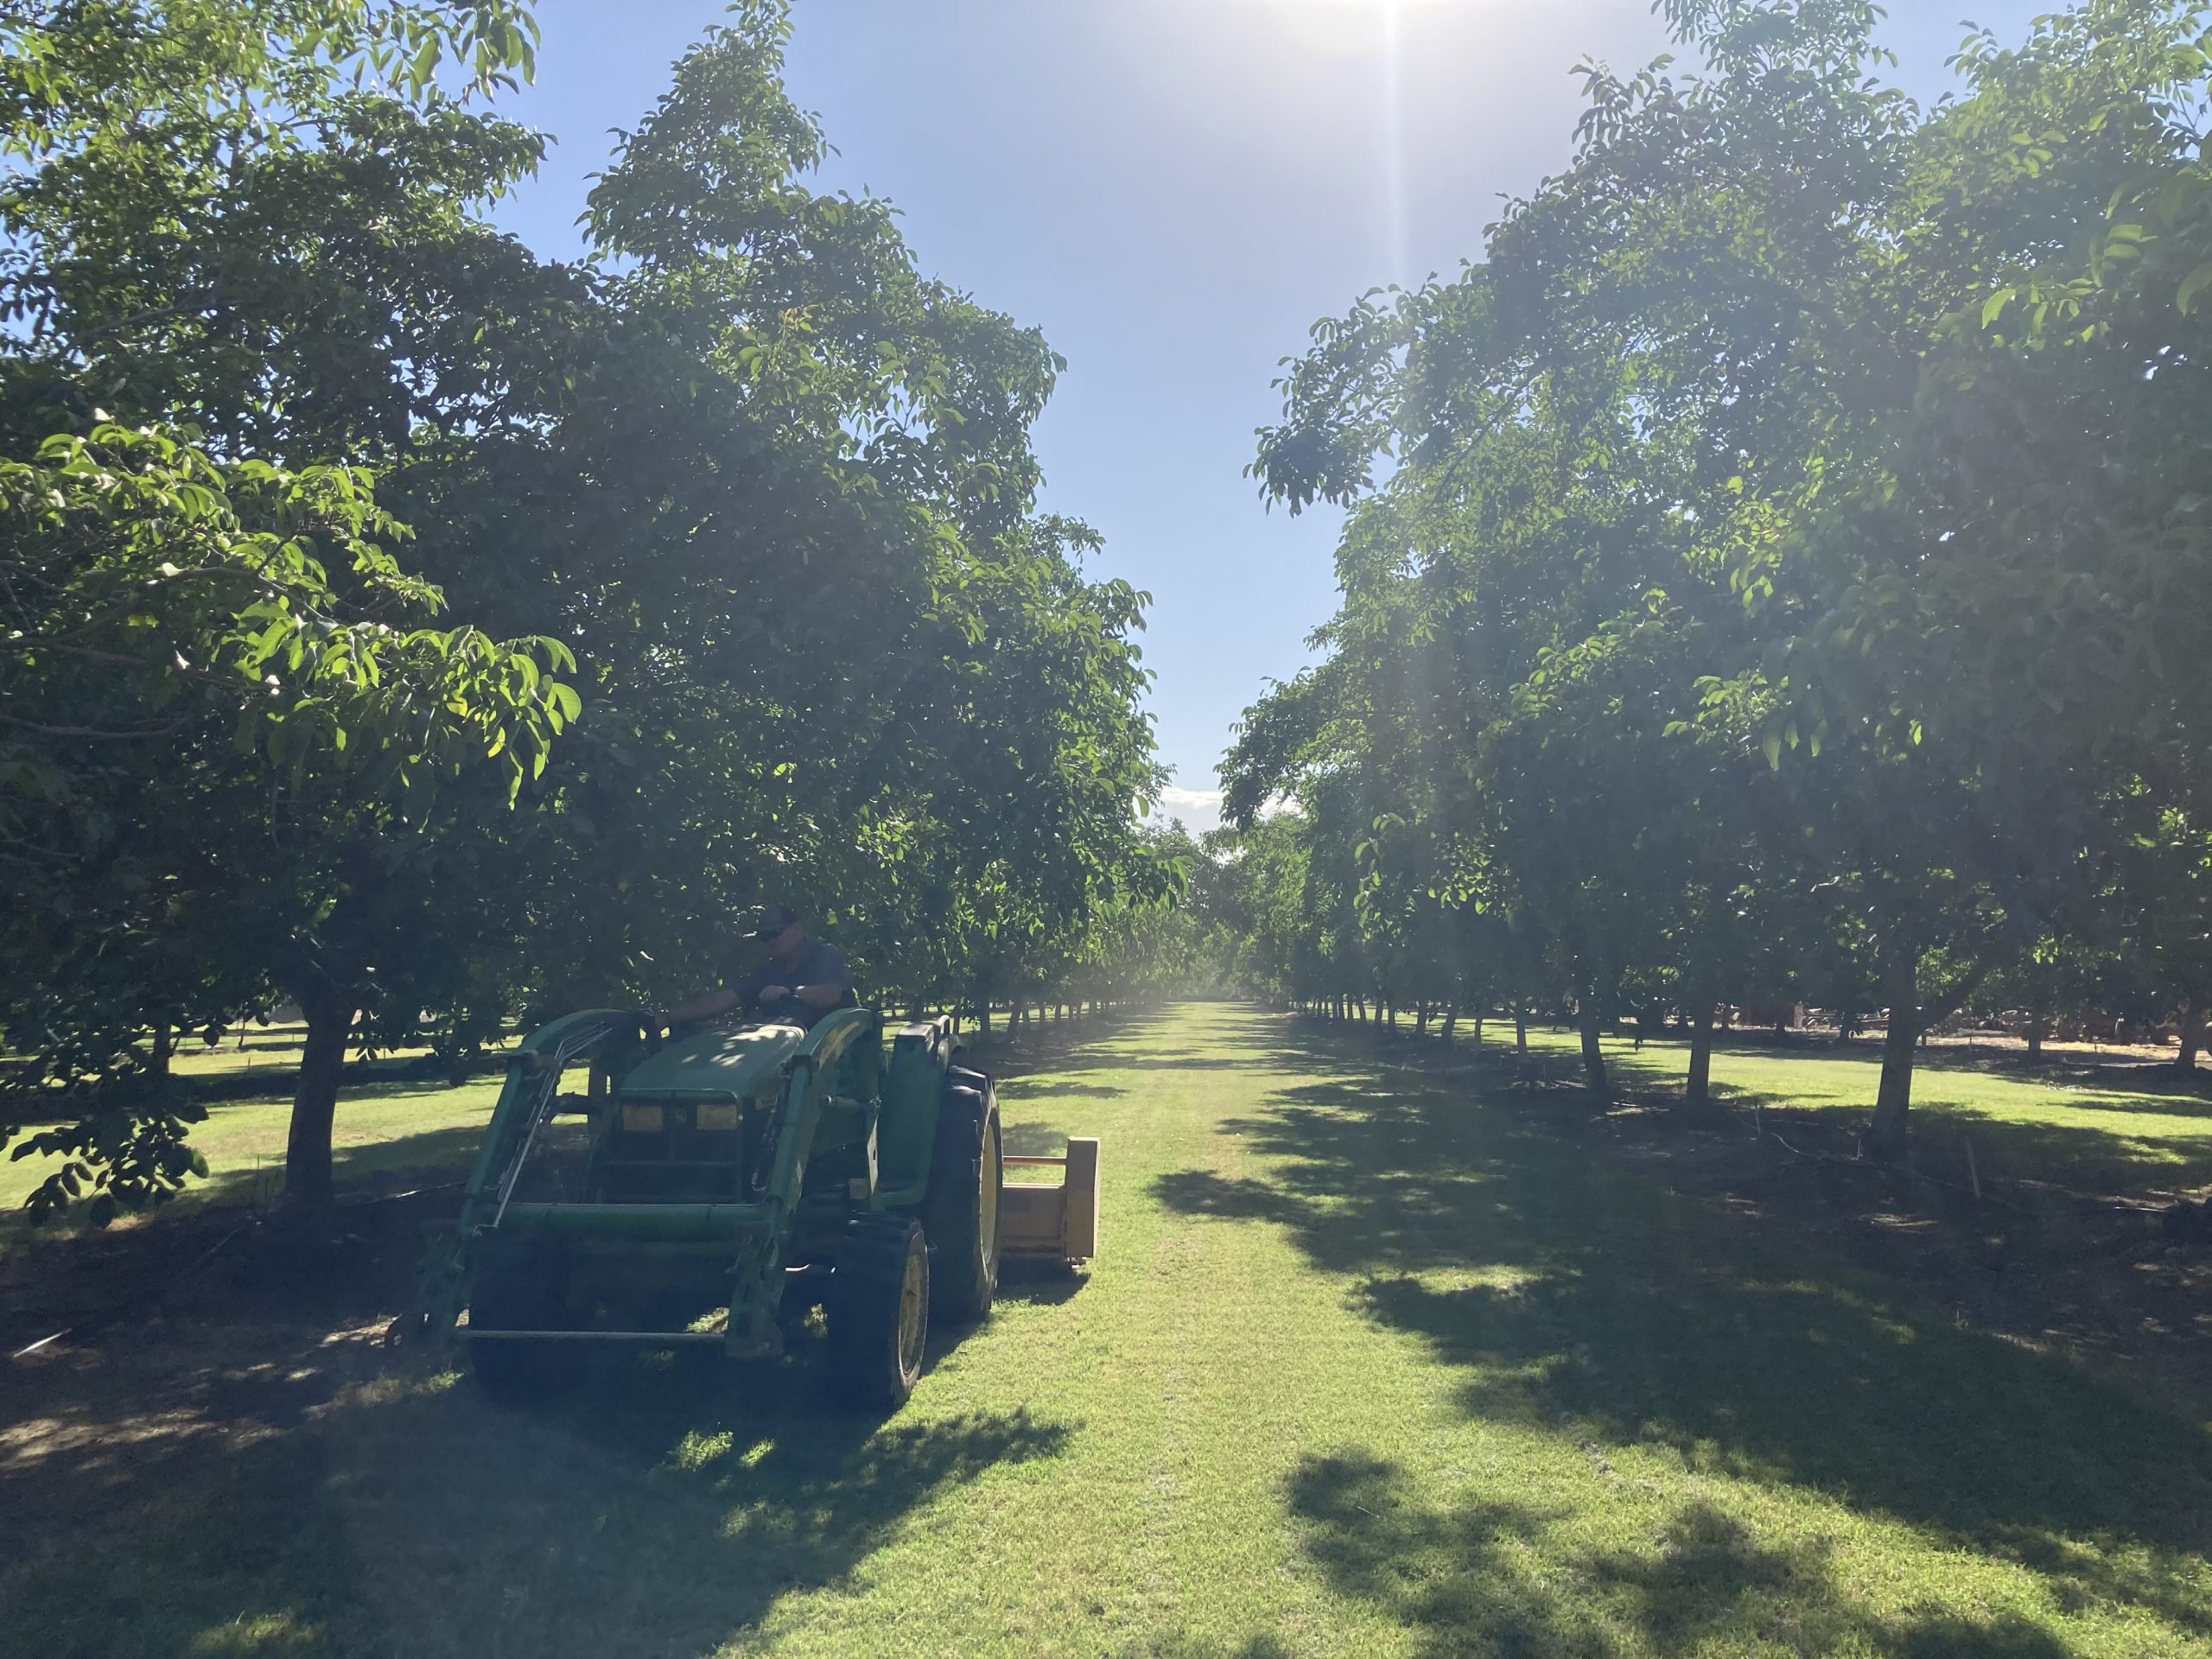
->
[0,712,189,739]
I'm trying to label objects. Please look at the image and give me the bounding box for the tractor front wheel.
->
[922,1082,1002,1323]
[827,1214,929,1412]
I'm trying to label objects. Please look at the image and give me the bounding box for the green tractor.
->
[397,1006,1096,1409]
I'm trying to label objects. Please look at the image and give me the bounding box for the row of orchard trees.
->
[1214,0,2212,1157]
[0,1,1166,1218]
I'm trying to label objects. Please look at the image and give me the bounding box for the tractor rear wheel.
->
[467,1247,585,1401]
[922,1081,1002,1323]
[826,1213,929,1411]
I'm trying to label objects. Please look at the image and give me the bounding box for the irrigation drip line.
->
[338,1179,465,1208]
[7,1178,466,1363]
[1753,1125,1833,1163]
[9,1217,249,1362]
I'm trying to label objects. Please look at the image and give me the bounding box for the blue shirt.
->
[733,940,855,1016]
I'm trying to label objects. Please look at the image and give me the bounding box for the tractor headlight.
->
[620,1103,664,1135]
[696,1102,741,1132]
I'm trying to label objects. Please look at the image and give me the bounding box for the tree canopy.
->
[1214,0,2212,1150]
[0,0,1166,1217]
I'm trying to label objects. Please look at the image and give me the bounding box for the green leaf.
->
[2178,261,2212,315]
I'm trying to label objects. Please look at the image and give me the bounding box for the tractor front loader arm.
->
[721,1008,880,1356]
[722,1046,825,1358]
[392,1009,652,1346]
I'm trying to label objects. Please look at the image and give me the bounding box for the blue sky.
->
[488,0,2051,831]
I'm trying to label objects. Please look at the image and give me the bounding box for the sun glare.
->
[1219,0,1416,284]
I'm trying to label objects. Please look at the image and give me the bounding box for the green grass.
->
[2,1027,491,1229]
[1513,1023,2212,1198]
[4,1004,2210,1656]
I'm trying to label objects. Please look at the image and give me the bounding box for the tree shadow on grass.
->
[1589,1071,2212,1204]
[994,1264,1088,1306]
[340,1368,1072,1659]
[1047,1053,1291,1074]
[1876,1044,2212,1103]
[1559,1033,2212,1148]
[1,1307,1070,1659]
[1885,1108,2212,1199]
[1617,1064,2212,1203]
[959,1004,1176,1078]
[1153,1052,2212,1643]
[1288,1452,2072,1659]
[1001,1078,1129,1099]
[1968,1087,2212,1123]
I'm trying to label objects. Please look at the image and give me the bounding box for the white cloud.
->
[1146,785,1225,836]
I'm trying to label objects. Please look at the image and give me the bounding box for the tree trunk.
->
[1514,1001,1529,1058]
[1578,1006,1611,1100]
[1869,969,1920,1160]
[2025,1008,2045,1061]
[1472,1015,1484,1049]
[1686,1007,1715,1115]
[1441,1008,1458,1044]
[2179,1001,2203,1074]
[284,986,357,1211]
[978,1003,993,1039]
[149,1019,174,1081]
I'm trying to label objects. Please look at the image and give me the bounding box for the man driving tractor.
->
[668,906,855,1028]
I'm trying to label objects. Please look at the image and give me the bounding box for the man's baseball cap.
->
[753,906,801,941]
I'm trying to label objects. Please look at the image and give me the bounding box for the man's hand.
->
[758,984,791,1006]
[668,987,741,1024]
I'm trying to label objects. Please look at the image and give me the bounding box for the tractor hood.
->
[614,1021,806,1102]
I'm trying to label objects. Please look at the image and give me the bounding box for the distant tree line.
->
[0,1,1168,1218]
[1208,0,2212,1157]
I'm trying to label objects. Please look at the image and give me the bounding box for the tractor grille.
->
[596,1096,748,1201]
